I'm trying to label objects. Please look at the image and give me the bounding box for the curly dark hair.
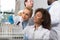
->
[35,8,51,30]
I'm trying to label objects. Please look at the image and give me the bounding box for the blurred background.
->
[0,0,60,40]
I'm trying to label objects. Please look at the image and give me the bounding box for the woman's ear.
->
[25,2,27,6]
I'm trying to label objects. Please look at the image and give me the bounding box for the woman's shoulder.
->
[42,28,50,33]
[23,25,34,32]
[42,28,50,39]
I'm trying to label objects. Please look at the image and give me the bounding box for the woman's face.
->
[22,9,31,21]
[34,11,43,24]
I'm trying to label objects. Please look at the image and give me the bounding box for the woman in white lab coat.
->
[12,7,33,33]
[23,8,51,40]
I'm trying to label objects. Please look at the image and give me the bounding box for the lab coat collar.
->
[51,1,59,7]
[33,25,43,31]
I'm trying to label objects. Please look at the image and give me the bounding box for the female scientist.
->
[23,8,51,40]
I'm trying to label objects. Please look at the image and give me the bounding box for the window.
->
[1,0,15,12]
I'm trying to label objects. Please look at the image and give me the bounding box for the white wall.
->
[20,0,60,9]
[1,0,15,12]
[20,0,48,10]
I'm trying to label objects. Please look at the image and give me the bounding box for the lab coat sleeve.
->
[49,4,60,25]
[13,15,21,25]
[22,26,29,34]
[22,26,29,40]
[43,30,50,40]
[49,29,58,40]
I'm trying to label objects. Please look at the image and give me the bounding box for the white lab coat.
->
[49,1,60,27]
[23,25,50,40]
[13,15,34,30]
[49,1,60,40]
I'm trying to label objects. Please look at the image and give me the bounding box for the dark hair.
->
[35,8,51,30]
[25,7,33,17]
[24,0,28,6]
